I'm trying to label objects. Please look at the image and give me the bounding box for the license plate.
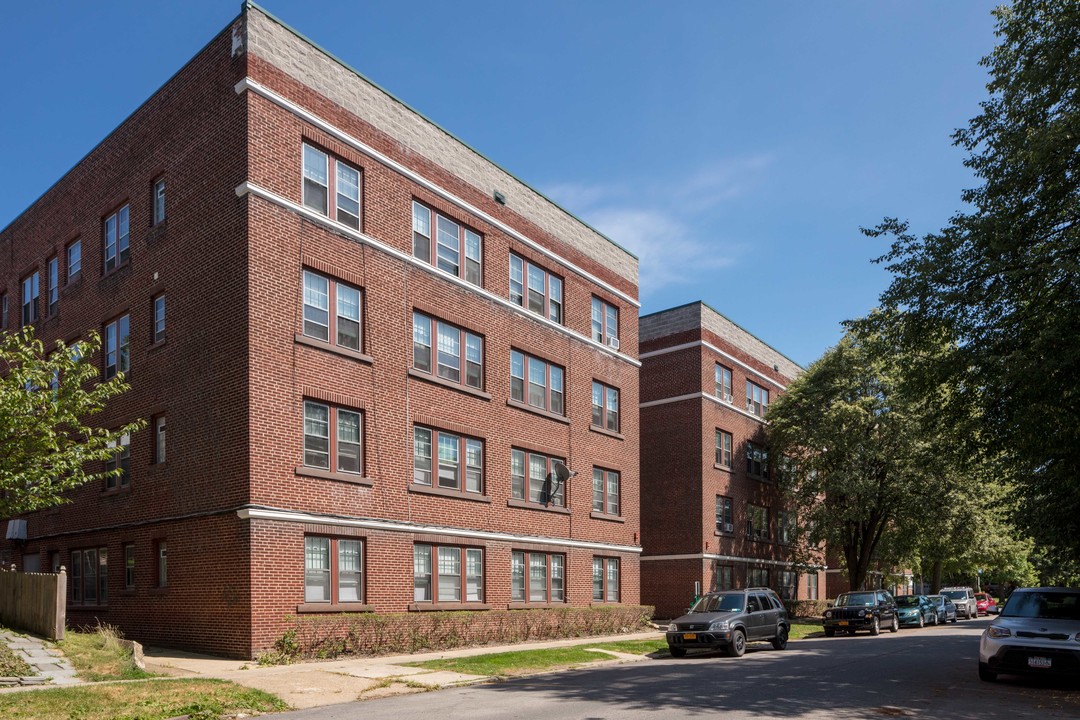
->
[683,633,697,641]
[1028,656,1052,669]
[839,621,849,626]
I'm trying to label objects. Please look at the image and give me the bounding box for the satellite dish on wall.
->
[543,461,577,506]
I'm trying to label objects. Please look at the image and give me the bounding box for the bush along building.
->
[0,3,643,658]
[638,302,824,618]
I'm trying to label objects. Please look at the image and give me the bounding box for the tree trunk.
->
[931,559,944,593]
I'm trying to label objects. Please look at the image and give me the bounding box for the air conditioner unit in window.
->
[723,393,733,403]
[723,522,734,533]
[606,336,620,350]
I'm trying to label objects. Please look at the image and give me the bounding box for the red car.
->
[975,592,997,616]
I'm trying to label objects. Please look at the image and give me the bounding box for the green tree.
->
[862,0,1080,557]
[0,328,143,517]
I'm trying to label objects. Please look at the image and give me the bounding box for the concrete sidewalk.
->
[142,630,664,709]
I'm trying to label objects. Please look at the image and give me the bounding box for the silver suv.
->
[941,587,978,619]
[979,587,1080,682]
[666,587,790,658]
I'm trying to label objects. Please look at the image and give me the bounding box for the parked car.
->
[979,586,1080,682]
[928,594,958,623]
[666,587,790,658]
[941,587,978,619]
[975,592,998,616]
[823,590,899,636]
[895,594,939,627]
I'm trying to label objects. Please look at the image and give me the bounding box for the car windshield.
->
[941,590,967,600]
[895,596,921,607]
[1001,591,1080,620]
[835,592,876,607]
[690,593,744,613]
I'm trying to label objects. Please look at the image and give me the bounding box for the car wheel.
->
[869,617,881,636]
[931,612,938,626]
[668,646,687,658]
[727,629,746,657]
[890,615,899,633]
[824,627,836,638]
[917,614,925,629]
[771,626,789,650]
[978,662,997,682]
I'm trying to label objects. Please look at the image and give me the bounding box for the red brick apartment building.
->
[0,3,641,658]
[638,302,824,619]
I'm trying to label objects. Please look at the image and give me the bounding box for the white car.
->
[941,587,977,619]
[979,587,1080,682]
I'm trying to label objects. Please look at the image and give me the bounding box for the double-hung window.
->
[511,551,563,603]
[592,468,620,515]
[302,270,362,352]
[591,381,620,432]
[510,448,566,506]
[303,401,363,475]
[412,312,483,390]
[509,255,562,323]
[103,205,130,273]
[105,433,131,490]
[715,364,733,401]
[715,430,733,468]
[746,442,769,480]
[104,315,130,379]
[714,563,734,591]
[413,427,483,494]
[21,272,39,326]
[716,496,734,534]
[747,504,769,541]
[807,572,820,600]
[746,380,769,417]
[592,557,620,602]
[70,548,108,605]
[154,415,166,464]
[413,544,483,603]
[153,178,166,225]
[124,544,136,590]
[591,297,619,348]
[153,295,166,344]
[304,536,363,604]
[748,567,769,587]
[303,144,362,229]
[412,201,481,286]
[510,350,564,414]
[47,256,58,316]
[778,510,796,545]
[67,239,82,283]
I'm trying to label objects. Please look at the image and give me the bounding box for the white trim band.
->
[640,340,787,391]
[639,390,767,424]
[640,552,821,569]
[235,77,639,309]
[237,506,644,554]
[236,181,641,367]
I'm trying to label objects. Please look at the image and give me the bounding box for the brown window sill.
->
[294,333,374,364]
[63,275,83,292]
[507,499,570,515]
[507,602,566,610]
[408,483,490,503]
[149,339,167,352]
[590,511,625,523]
[408,603,491,612]
[99,260,131,282]
[714,463,733,473]
[714,530,735,538]
[407,368,491,400]
[101,485,132,496]
[69,604,109,610]
[589,425,625,441]
[296,602,374,613]
[506,398,570,424]
[295,466,374,486]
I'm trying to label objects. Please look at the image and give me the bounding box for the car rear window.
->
[941,590,967,600]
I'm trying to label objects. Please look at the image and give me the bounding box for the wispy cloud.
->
[543,154,774,297]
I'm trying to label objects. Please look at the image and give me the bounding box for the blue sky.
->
[0,1,1000,366]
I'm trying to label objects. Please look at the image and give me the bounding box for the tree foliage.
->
[860,0,1080,557]
[0,328,144,517]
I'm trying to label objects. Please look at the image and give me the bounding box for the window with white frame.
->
[103,205,130,272]
[124,544,135,590]
[47,256,58,316]
[21,272,39,326]
[303,401,363,475]
[747,504,769,541]
[715,429,732,468]
[156,540,167,587]
[509,254,562,323]
[510,448,566,506]
[104,315,130,379]
[303,143,361,229]
[413,544,483,603]
[778,510,796,545]
[302,270,362,352]
[304,536,363,604]
[511,551,563,603]
[592,468,620,516]
[70,548,108,605]
[153,294,166,344]
[746,442,769,480]
[807,572,819,600]
[105,433,131,490]
[153,178,166,225]
[592,557,620,602]
[412,201,481,285]
[412,311,483,390]
[154,415,166,464]
[412,426,483,494]
[510,350,564,414]
[746,380,769,417]
[716,495,734,534]
[591,381,620,432]
[779,570,798,600]
[715,363,733,401]
[67,239,82,283]
[591,296,619,348]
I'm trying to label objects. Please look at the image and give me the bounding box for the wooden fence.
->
[0,565,66,640]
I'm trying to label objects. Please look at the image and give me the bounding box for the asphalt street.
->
[272,618,1080,719]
